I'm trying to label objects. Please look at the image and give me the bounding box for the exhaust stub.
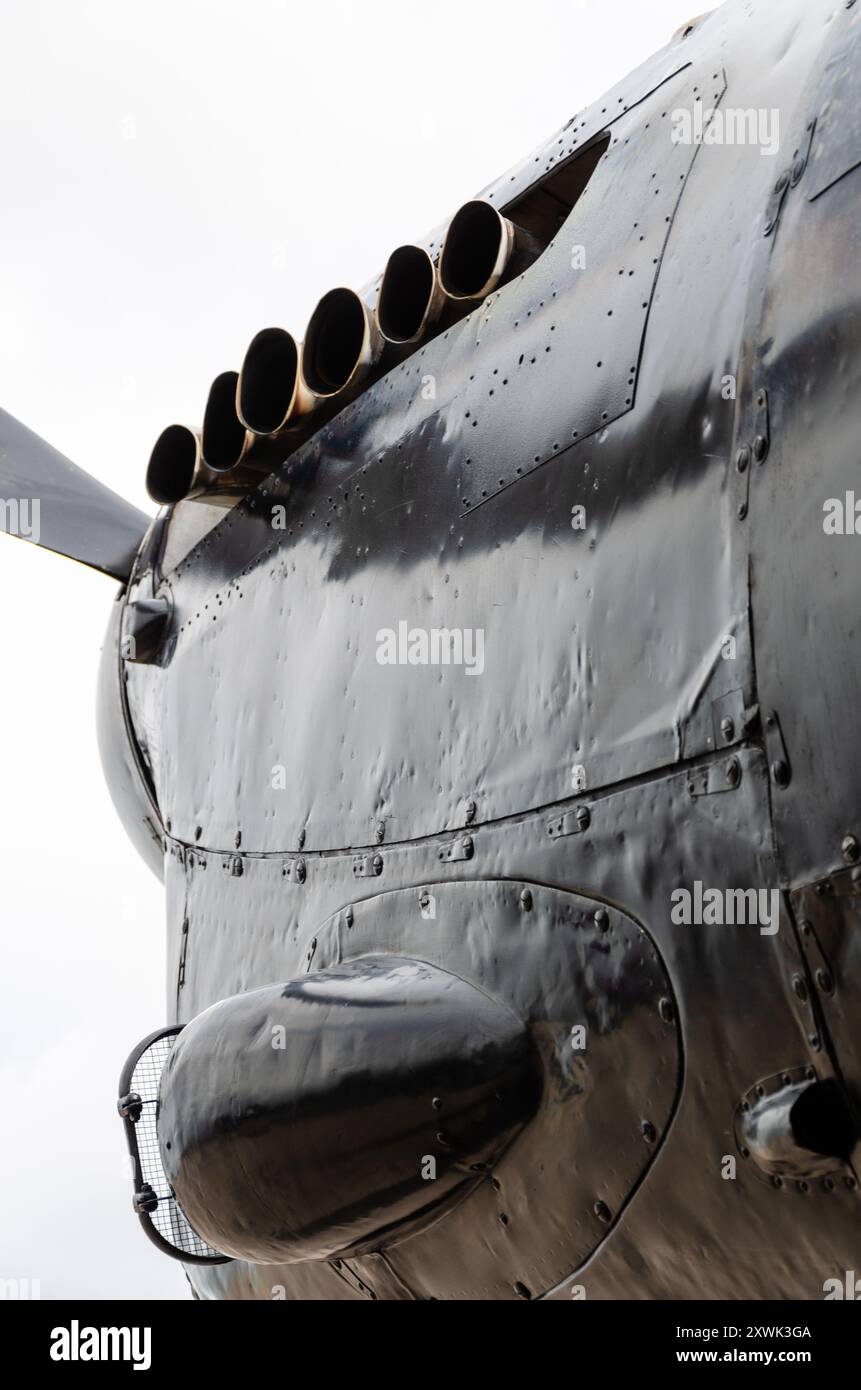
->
[439,199,542,302]
[301,287,383,404]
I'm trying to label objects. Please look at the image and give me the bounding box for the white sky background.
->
[0,0,693,1299]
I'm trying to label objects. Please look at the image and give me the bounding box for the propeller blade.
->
[0,408,150,581]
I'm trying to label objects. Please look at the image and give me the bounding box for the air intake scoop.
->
[157,955,540,1264]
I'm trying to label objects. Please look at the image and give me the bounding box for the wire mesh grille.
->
[129,1030,224,1261]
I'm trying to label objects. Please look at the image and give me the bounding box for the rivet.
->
[594,1200,612,1224]
[520,888,533,911]
[724,756,741,788]
[462,835,474,859]
[576,805,591,832]
[816,968,834,995]
[432,1097,443,1111]
[771,1175,784,1189]
[735,446,750,474]
[720,717,735,742]
[842,834,860,864]
[372,853,383,873]
[737,501,748,520]
[771,760,790,788]
[465,799,477,824]
[234,831,242,849]
[753,435,768,464]
[436,1131,450,1147]
[297,828,306,850]
[641,1120,656,1144]
[792,974,808,1003]
[375,821,385,844]
[345,906,354,929]
[595,907,610,931]
[809,1034,822,1051]
[659,997,675,1024]
[513,1282,532,1300]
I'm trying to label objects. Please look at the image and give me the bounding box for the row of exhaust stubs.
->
[145,200,542,506]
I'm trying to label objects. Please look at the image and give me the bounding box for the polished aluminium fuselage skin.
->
[99,0,861,1298]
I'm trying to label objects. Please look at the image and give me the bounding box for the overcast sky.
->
[0,0,692,1299]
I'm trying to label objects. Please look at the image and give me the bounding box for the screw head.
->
[724,756,741,788]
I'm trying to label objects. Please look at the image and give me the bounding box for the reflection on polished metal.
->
[158,956,541,1263]
[3,0,861,1302]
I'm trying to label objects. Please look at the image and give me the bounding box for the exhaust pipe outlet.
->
[301,288,383,404]
[146,424,204,505]
[439,199,542,302]
[237,328,314,436]
[201,371,254,472]
[377,245,448,346]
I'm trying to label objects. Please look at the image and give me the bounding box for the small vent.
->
[118,1026,230,1266]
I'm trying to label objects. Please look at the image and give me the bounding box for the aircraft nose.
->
[156,956,541,1264]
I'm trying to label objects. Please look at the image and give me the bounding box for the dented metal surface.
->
[85,0,861,1297]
